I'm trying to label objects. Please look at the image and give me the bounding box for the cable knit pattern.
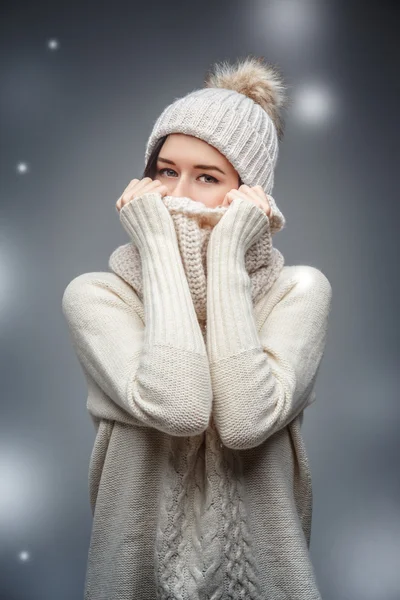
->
[208,419,263,599]
[155,435,204,599]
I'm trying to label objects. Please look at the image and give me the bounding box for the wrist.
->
[119,192,176,248]
[209,197,270,252]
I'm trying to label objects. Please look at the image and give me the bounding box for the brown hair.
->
[142,134,243,186]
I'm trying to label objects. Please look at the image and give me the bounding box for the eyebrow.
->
[157,156,226,175]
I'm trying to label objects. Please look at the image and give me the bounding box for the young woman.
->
[62,56,332,599]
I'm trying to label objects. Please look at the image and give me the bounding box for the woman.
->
[62,55,332,599]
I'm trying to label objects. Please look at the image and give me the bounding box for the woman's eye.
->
[199,174,218,184]
[157,168,218,184]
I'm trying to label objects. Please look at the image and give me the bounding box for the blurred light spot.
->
[47,38,59,51]
[18,550,31,562]
[16,162,29,174]
[251,0,328,51]
[268,0,321,40]
[0,448,48,540]
[292,82,338,125]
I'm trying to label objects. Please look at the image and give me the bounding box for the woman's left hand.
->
[221,184,271,218]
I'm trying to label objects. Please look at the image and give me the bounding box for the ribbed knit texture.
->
[62,193,333,599]
[145,87,280,196]
[118,192,206,352]
[109,193,286,328]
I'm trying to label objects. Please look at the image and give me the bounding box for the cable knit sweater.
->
[62,192,332,600]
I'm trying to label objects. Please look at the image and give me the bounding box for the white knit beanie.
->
[144,55,289,232]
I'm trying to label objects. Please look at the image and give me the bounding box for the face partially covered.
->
[154,133,241,209]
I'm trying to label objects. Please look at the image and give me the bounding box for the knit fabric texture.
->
[108,193,285,595]
[109,193,286,326]
[62,191,333,599]
[144,87,280,196]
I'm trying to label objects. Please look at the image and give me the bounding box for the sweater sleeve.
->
[62,192,212,437]
[206,197,332,450]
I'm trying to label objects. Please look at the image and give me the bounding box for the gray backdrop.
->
[1,0,399,598]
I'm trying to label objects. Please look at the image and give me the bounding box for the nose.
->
[169,175,191,199]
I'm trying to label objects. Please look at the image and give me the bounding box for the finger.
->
[121,178,140,196]
[117,181,167,214]
[234,186,270,216]
[119,178,163,210]
[221,197,232,206]
[241,184,267,203]
[251,185,271,206]
[133,178,164,193]
[224,190,241,204]
[121,177,154,202]
[246,185,271,215]
[116,178,141,210]
[238,185,261,201]
[129,176,154,195]
[231,188,254,202]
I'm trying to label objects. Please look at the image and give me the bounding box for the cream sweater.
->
[62,193,332,599]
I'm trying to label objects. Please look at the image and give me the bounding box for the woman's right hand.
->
[116,177,168,213]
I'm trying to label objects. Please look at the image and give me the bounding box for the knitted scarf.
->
[108,194,286,327]
[108,194,287,598]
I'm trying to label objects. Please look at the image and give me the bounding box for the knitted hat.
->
[144,55,289,231]
[109,57,289,328]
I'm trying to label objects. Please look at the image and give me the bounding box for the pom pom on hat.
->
[144,54,290,204]
[204,55,289,141]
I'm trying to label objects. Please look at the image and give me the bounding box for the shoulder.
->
[256,264,332,326]
[62,271,143,316]
[275,264,332,299]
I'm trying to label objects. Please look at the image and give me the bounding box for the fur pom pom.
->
[204,55,289,140]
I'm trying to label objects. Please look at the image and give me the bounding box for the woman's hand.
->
[221,184,271,218]
[115,177,168,213]
[211,183,273,252]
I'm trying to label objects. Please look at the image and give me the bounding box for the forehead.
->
[160,133,234,170]
[161,133,219,157]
